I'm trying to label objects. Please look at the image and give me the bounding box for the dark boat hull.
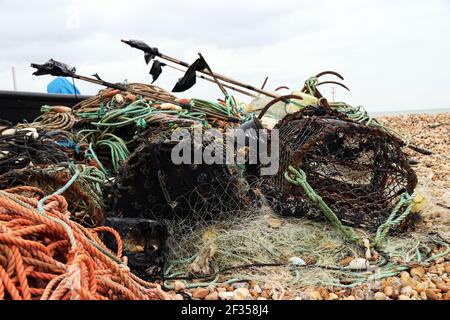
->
[0,90,92,123]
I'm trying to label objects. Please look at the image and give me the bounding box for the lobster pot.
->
[262,112,418,231]
[109,126,244,221]
[0,166,104,227]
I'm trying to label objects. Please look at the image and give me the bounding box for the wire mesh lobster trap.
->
[108,126,246,221]
[0,165,105,227]
[261,108,418,232]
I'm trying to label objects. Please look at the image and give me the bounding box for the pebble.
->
[401,276,417,288]
[371,281,382,291]
[233,288,252,300]
[400,271,410,278]
[218,291,234,300]
[374,292,386,300]
[339,256,354,266]
[445,265,450,274]
[192,288,210,299]
[364,291,375,300]
[289,256,306,266]
[384,286,394,297]
[410,267,425,278]
[327,293,339,300]
[253,284,262,294]
[318,288,329,299]
[205,292,219,300]
[390,278,402,288]
[249,290,259,299]
[415,282,428,293]
[433,280,450,292]
[272,291,283,300]
[309,291,323,300]
[347,258,369,270]
[444,292,450,300]
[352,289,365,300]
[398,295,410,300]
[233,282,249,289]
[173,281,186,292]
[400,286,414,297]
[174,294,184,300]
[425,289,440,300]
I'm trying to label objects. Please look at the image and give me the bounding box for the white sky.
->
[0,0,449,112]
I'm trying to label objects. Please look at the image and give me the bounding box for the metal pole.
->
[157,51,279,98]
[11,67,17,91]
[164,63,256,97]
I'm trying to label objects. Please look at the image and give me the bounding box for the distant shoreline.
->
[371,108,450,116]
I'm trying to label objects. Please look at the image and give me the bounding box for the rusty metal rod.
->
[121,39,280,99]
[164,63,256,98]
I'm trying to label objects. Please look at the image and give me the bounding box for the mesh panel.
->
[109,126,245,221]
[262,108,418,231]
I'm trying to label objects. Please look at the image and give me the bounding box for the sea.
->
[370,108,450,116]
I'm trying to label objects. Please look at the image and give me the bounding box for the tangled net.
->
[0,187,170,300]
[262,108,418,232]
[0,165,106,227]
[164,195,449,292]
[0,129,69,175]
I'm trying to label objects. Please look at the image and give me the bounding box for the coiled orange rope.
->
[0,186,170,300]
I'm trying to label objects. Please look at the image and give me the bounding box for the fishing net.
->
[163,194,449,292]
[0,129,70,175]
[0,165,106,227]
[261,107,418,232]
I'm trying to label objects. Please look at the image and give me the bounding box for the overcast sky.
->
[0,0,449,112]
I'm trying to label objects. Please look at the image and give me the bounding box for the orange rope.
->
[0,187,171,300]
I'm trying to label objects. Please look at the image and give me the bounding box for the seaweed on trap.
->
[261,107,419,232]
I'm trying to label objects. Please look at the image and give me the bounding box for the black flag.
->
[121,39,159,64]
[149,60,166,83]
[31,59,76,77]
[92,73,103,81]
[172,56,208,92]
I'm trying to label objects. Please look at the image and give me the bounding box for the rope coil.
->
[0,185,170,300]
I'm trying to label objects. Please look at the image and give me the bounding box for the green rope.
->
[284,166,361,244]
[86,143,108,175]
[4,168,126,266]
[304,77,319,96]
[332,103,410,147]
[374,192,416,246]
[37,170,80,249]
[284,165,416,249]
